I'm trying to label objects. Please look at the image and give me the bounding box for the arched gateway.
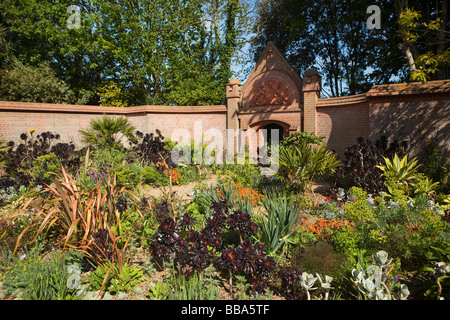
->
[225,41,321,152]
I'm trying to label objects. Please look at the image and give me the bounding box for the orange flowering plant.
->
[301,217,352,240]
[215,180,264,208]
[155,161,182,185]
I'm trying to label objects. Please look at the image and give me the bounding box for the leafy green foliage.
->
[252,0,407,97]
[0,0,253,106]
[0,139,10,170]
[96,81,128,108]
[277,132,340,193]
[0,59,88,104]
[89,262,146,295]
[141,166,164,185]
[397,7,450,82]
[344,187,374,223]
[418,140,449,194]
[0,250,82,300]
[32,153,62,184]
[259,190,300,256]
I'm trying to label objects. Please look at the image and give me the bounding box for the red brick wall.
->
[316,94,369,156]
[316,81,450,158]
[0,101,226,148]
[368,94,450,158]
[1,80,449,163]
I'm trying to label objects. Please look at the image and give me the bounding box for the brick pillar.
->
[226,79,241,159]
[302,69,321,134]
[226,78,241,131]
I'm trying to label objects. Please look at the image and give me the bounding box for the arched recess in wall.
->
[249,119,290,148]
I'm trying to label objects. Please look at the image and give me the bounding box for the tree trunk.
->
[395,0,420,75]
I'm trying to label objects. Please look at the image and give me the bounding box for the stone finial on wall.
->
[302,68,322,93]
[227,78,241,99]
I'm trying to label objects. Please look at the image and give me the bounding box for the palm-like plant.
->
[276,138,340,193]
[80,115,137,149]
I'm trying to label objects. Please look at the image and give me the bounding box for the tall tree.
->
[1,0,257,106]
[395,0,450,81]
[252,0,410,97]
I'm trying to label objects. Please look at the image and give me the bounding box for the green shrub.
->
[32,153,62,183]
[0,250,82,300]
[90,147,128,168]
[89,262,147,294]
[344,187,374,223]
[116,166,140,187]
[215,161,262,188]
[368,196,450,269]
[0,139,10,169]
[419,140,449,193]
[141,166,164,185]
[0,59,89,104]
[331,225,361,259]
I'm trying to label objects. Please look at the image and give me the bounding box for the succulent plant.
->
[299,272,318,300]
[316,274,334,300]
[351,250,409,300]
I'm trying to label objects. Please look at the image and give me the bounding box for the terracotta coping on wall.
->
[316,79,450,107]
[0,101,227,114]
[317,93,368,107]
[366,79,450,97]
[142,105,227,113]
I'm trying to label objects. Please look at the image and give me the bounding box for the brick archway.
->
[249,119,290,139]
[247,119,290,153]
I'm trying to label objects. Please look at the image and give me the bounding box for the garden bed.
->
[0,127,449,301]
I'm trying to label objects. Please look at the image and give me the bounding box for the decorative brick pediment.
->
[249,79,292,107]
[241,42,303,110]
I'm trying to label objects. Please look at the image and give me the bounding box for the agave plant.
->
[377,153,420,186]
[80,115,137,150]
